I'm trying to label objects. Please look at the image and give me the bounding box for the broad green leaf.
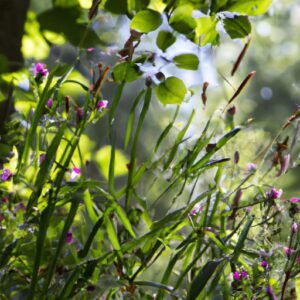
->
[223,15,251,39]
[228,0,273,16]
[169,4,197,34]
[155,76,187,105]
[195,16,220,46]
[173,53,199,70]
[156,30,176,52]
[112,61,142,83]
[95,145,128,179]
[187,260,222,300]
[130,10,162,33]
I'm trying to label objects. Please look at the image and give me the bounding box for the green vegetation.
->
[0,0,300,299]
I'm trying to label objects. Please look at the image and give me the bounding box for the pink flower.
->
[96,100,109,110]
[266,188,282,199]
[291,222,298,233]
[32,63,49,83]
[290,197,300,203]
[190,203,202,216]
[66,231,73,244]
[87,48,94,53]
[39,153,46,166]
[261,260,268,269]
[284,247,294,256]
[276,154,290,177]
[241,270,248,278]
[266,285,277,300]
[233,271,240,280]
[246,163,257,173]
[70,167,81,181]
[47,98,53,109]
[35,63,44,73]
[1,168,11,181]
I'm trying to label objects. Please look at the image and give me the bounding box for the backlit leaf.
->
[155,77,187,105]
[131,9,162,33]
[173,53,199,70]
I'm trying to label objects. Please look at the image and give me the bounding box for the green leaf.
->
[195,16,220,46]
[187,260,222,300]
[113,202,136,238]
[228,0,273,16]
[223,15,251,39]
[191,127,241,172]
[112,61,142,83]
[124,90,145,149]
[155,77,187,105]
[104,211,121,250]
[130,9,162,33]
[173,54,199,70]
[156,30,176,52]
[169,4,197,34]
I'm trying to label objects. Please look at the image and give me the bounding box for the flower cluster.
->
[266,187,283,199]
[32,63,49,84]
[233,270,248,281]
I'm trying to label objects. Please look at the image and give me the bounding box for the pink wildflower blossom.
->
[291,222,298,233]
[233,271,240,280]
[96,100,109,110]
[266,188,282,199]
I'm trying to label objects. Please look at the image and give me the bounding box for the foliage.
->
[0,0,300,299]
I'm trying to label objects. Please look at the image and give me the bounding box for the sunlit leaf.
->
[156,30,176,52]
[228,0,273,16]
[195,16,220,46]
[155,77,187,105]
[173,53,199,70]
[112,61,143,83]
[223,15,251,39]
[130,9,162,33]
[169,4,196,34]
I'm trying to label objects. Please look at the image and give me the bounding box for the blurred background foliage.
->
[0,0,300,297]
[0,0,299,201]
